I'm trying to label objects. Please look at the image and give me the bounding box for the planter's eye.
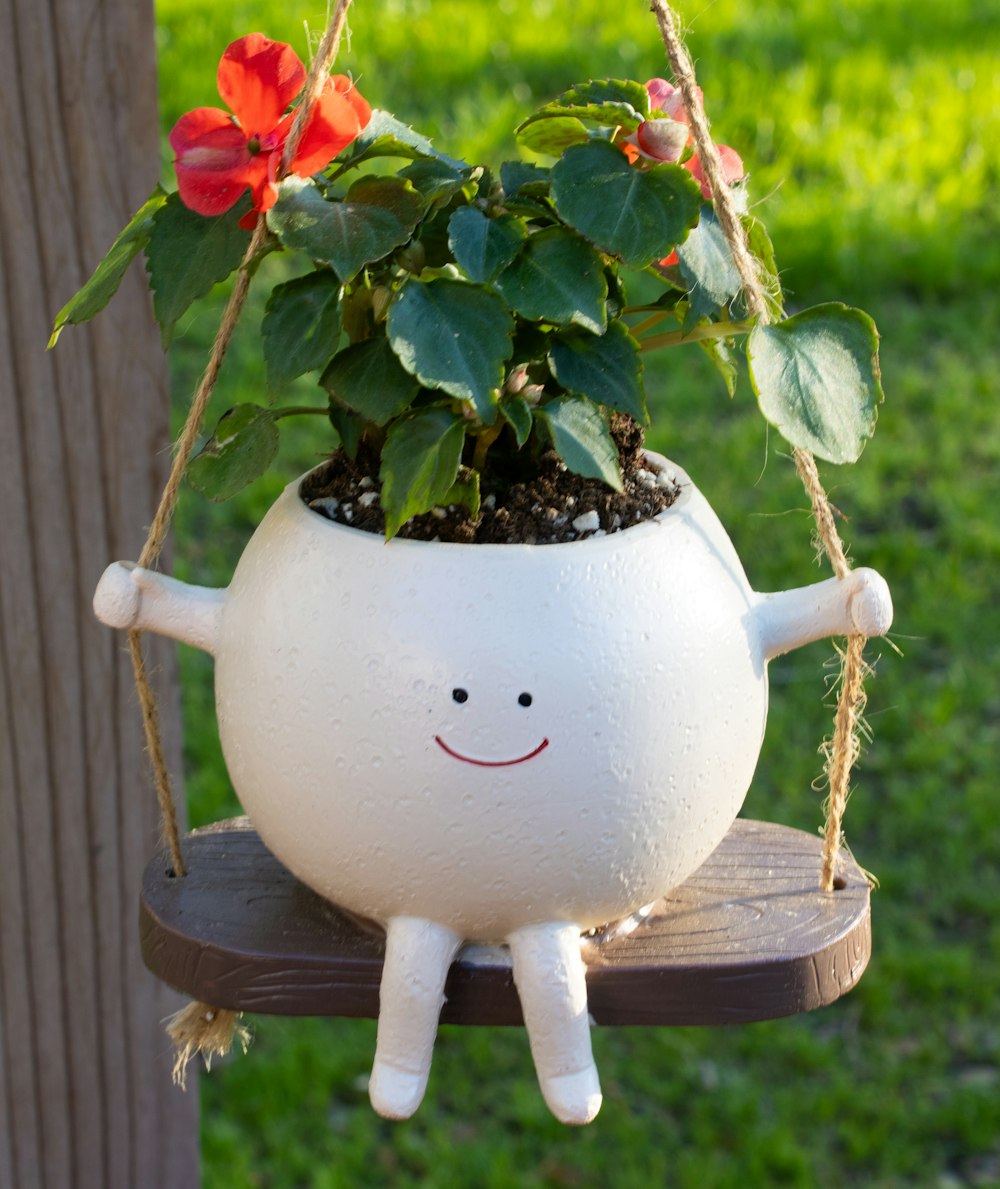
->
[518,692,533,707]
[452,688,469,704]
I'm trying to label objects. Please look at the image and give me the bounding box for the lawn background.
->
[149,1,999,1184]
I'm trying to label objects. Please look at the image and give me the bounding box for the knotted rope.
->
[129,0,354,1077]
[652,0,871,891]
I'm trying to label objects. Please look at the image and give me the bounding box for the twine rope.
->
[280,1,356,172]
[652,0,871,890]
[129,217,268,880]
[129,0,354,877]
[128,0,355,1080]
[166,1001,251,1088]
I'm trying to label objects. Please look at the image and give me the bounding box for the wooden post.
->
[0,0,200,1185]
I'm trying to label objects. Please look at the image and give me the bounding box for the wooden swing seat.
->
[140,817,871,1026]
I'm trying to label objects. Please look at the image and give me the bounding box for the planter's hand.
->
[843,568,894,638]
[93,562,226,656]
[754,568,893,662]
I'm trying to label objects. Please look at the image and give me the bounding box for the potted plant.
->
[59,32,892,1125]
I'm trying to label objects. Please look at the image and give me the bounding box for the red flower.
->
[683,144,746,200]
[624,77,744,200]
[645,78,702,125]
[169,33,371,223]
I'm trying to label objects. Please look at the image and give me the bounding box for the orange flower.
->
[170,34,371,223]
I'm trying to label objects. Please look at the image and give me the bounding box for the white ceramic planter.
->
[94,453,892,1124]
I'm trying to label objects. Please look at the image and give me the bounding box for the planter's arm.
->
[753,568,893,661]
[93,562,226,656]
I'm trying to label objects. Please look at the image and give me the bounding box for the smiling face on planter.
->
[212,461,766,940]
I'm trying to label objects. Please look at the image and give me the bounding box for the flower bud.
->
[645,78,702,123]
[505,364,530,395]
[635,119,690,163]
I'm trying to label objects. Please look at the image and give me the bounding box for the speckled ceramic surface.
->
[94,452,892,1123]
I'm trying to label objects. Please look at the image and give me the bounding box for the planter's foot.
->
[508,920,602,1125]
[368,1064,428,1121]
[539,1065,603,1126]
[369,916,462,1120]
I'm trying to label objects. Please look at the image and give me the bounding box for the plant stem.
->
[628,310,674,337]
[472,421,504,471]
[638,319,753,352]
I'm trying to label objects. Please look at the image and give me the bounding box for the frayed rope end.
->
[166,1001,251,1089]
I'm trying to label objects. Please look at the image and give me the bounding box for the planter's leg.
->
[508,921,602,1125]
[368,916,462,1120]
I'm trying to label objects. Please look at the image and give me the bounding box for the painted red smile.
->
[434,736,550,767]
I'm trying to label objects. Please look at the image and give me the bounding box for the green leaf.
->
[551,140,702,269]
[448,207,527,283]
[531,102,643,128]
[500,162,550,198]
[547,79,650,115]
[146,192,252,346]
[399,157,474,205]
[676,208,742,313]
[515,116,591,156]
[268,175,424,284]
[605,266,628,319]
[547,322,646,422]
[516,80,649,149]
[699,333,740,399]
[186,405,279,500]
[496,228,608,334]
[49,186,167,347]
[262,272,342,392]
[320,337,419,426]
[387,278,514,422]
[742,214,784,319]
[443,468,481,521]
[379,407,467,537]
[497,164,554,219]
[341,110,470,173]
[501,396,533,447]
[536,397,623,491]
[747,304,884,464]
[680,296,704,337]
[327,402,365,460]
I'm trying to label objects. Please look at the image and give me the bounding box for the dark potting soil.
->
[300,419,682,545]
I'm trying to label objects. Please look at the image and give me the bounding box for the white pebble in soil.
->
[358,491,379,508]
[572,510,600,534]
[358,476,375,489]
[309,496,340,515]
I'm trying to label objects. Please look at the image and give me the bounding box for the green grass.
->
[152,0,1000,1183]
